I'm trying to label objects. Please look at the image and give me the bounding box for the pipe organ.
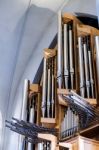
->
[41,49,57,119]
[6,12,99,150]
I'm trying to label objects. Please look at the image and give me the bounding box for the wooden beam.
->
[29,84,41,93]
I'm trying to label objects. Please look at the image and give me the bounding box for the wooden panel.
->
[85,98,97,105]
[64,136,99,150]
[44,48,57,59]
[29,84,41,93]
[58,95,67,106]
[41,118,56,128]
[72,142,78,150]
[80,124,99,138]
[57,88,76,95]
[77,24,92,37]
[59,142,72,148]
[79,136,99,150]
[41,117,56,123]
[62,13,81,24]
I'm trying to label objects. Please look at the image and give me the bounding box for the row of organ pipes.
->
[58,11,78,139]
[58,11,75,89]
[5,12,99,150]
[42,55,56,118]
[61,107,79,138]
[78,36,95,98]
[57,11,98,139]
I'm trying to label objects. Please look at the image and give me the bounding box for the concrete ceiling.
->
[0,0,98,149]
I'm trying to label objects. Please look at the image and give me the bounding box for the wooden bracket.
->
[41,118,56,128]
[44,48,57,59]
[59,142,72,150]
[62,13,81,24]
[29,84,41,93]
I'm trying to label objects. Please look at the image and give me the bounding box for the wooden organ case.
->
[5,12,99,150]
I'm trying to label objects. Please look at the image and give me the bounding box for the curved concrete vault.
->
[0,0,98,149]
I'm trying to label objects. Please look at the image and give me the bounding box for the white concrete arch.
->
[0,0,98,149]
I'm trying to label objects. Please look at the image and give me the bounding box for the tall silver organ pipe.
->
[63,110,67,136]
[19,79,29,150]
[38,143,43,150]
[42,142,51,150]
[57,10,62,88]
[83,40,90,98]
[42,56,55,118]
[47,142,50,150]
[28,107,35,150]
[69,25,74,89]
[42,58,47,117]
[88,51,94,98]
[29,107,35,123]
[78,37,85,97]
[47,68,51,118]
[95,36,99,97]
[21,79,29,120]
[51,73,55,118]
[64,24,69,89]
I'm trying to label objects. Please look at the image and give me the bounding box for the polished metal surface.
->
[19,79,29,150]
[57,11,62,88]
[95,36,99,97]
[51,74,55,118]
[83,42,90,98]
[47,68,51,118]
[27,107,35,150]
[78,37,85,97]
[64,24,69,89]
[42,58,47,117]
[88,51,94,98]
[69,25,74,89]
[21,79,29,120]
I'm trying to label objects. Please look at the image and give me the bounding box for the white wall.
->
[63,0,97,15]
[0,0,67,150]
[0,0,30,149]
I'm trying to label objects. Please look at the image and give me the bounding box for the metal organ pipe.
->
[69,25,74,89]
[38,143,43,150]
[95,36,99,97]
[51,73,55,118]
[78,37,85,97]
[21,79,29,120]
[47,68,51,118]
[57,11,62,88]
[42,58,47,117]
[64,24,69,89]
[19,79,29,150]
[83,40,90,98]
[88,51,94,98]
[27,107,35,150]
